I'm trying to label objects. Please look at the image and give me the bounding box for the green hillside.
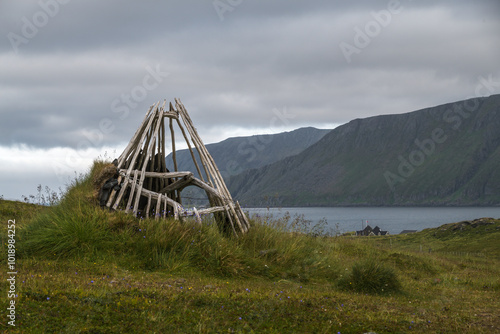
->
[1,161,499,333]
[229,95,500,207]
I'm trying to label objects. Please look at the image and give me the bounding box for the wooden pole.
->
[160,112,166,190]
[155,194,162,220]
[148,131,156,191]
[133,105,164,216]
[163,195,167,219]
[137,186,183,215]
[125,170,139,213]
[117,105,154,168]
[111,101,160,211]
[118,170,192,179]
[193,207,202,225]
[145,193,152,218]
[176,98,247,233]
[176,101,212,185]
[169,117,178,172]
[168,116,182,205]
[106,105,155,208]
[175,118,205,182]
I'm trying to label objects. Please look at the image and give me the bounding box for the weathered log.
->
[160,114,166,190]
[169,117,178,173]
[119,170,192,179]
[190,177,223,200]
[133,106,164,216]
[138,186,183,214]
[192,207,201,224]
[124,102,159,177]
[124,170,138,213]
[159,175,194,194]
[145,193,152,218]
[195,206,228,215]
[155,194,162,220]
[105,106,154,208]
[117,104,154,169]
[176,100,211,185]
[175,117,205,182]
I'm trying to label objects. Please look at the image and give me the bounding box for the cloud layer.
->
[1,0,499,199]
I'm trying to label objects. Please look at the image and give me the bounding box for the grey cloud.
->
[0,0,499,150]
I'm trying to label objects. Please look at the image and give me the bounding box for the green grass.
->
[338,259,401,294]
[1,160,499,333]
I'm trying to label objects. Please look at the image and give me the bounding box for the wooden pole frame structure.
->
[105,98,250,235]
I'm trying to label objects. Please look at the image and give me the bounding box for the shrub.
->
[20,195,114,258]
[339,259,401,294]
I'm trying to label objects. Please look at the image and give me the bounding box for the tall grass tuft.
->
[339,258,401,294]
[20,164,114,259]
[239,214,341,281]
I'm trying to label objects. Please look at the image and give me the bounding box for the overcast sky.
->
[1,0,499,200]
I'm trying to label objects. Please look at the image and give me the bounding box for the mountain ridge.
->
[228,94,500,207]
[166,127,331,179]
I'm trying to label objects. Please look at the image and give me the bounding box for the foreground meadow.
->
[1,161,499,333]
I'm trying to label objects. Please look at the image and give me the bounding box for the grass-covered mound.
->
[1,160,499,333]
[16,160,345,281]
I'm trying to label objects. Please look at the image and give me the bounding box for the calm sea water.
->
[243,207,500,234]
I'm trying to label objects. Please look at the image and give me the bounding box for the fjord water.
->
[244,207,500,234]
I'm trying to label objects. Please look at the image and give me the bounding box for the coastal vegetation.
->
[1,160,499,333]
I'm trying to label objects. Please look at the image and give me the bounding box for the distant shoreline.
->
[243,204,500,208]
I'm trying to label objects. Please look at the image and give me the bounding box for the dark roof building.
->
[356,225,389,236]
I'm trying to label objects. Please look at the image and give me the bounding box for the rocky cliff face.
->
[228,95,500,207]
